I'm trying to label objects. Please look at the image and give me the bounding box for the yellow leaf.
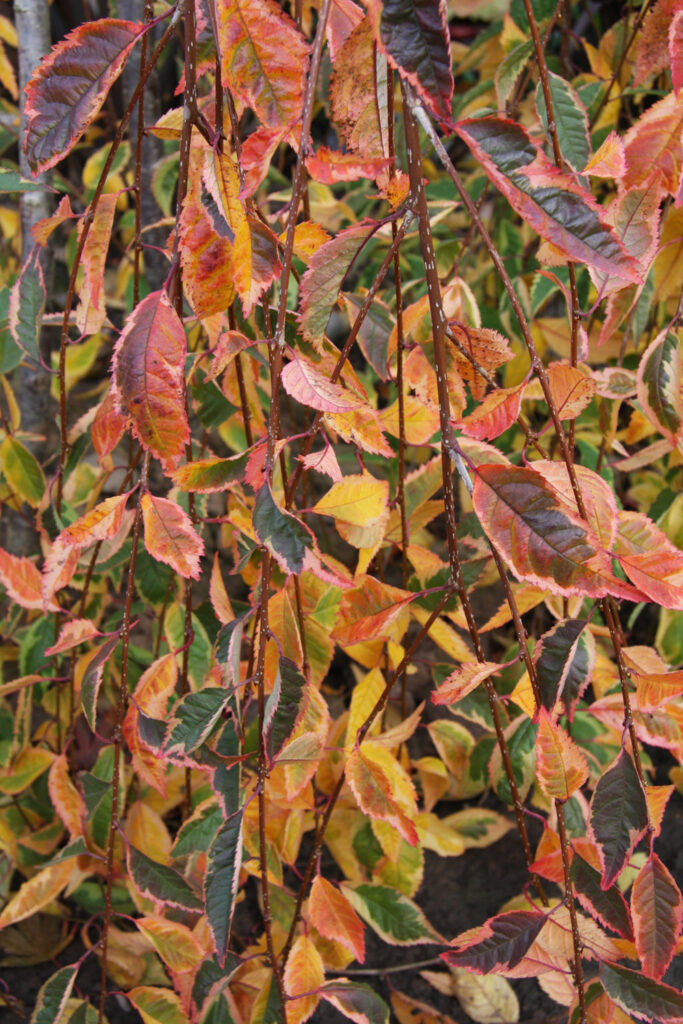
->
[0,860,74,928]
[452,969,519,1023]
[313,473,389,528]
[136,916,205,973]
[128,987,190,1024]
[0,747,55,795]
[344,667,385,749]
[48,755,85,837]
[284,934,324,1024]
[345,741,418,846]
[535,708,589,802]
[125,802,172,865]
[414,813,466,857]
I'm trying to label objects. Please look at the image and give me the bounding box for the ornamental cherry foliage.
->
[3,0,683,1022]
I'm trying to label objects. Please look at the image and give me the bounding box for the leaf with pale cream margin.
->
[112,290,189,471]
[346,743,418,846]
[141,494,204,581]
[636,328,682,447]
[614,511,683,610]
[342,882,442,945]
[0,860,74,929]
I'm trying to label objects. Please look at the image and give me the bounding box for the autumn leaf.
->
[535,708,589,802]
[346,742,418,846]
[310,876,366,963]
[631,852,683,980]
[284,934,324,1024]
[141,494,204,581]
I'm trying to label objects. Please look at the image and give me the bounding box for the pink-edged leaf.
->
[0,547,52,611]
[45,618,102,656]
[310,876,366,963]
[112,290,189,471]
[178,187,235,320]
[31,194,77,246]
[534,618,594,719]
[530,460,618,551]
[535,707,589,802]
[217,0,309,130]
[472,464,641,601]
[571,853,634,940]
[61,493,132,549]
[127,843,202,911]
[298,444,343,482]
[590,748,649,890]
[671,8,683,95]
[330,19,389,160]
[431,661,499,706]
[636,328,682,446]
[458,384,523,440]
[91,387,128,458]
[592,184,662,298]
[81,634,120,731]
[614,511,683,610]
[320,981,388,1024]
[9,250,46,362]
[365,0,452,120]
[327,0,364,60]
[306,147,391,184]
[298,223,375,346]
[632,852,683,980]
[622,90,683,197]
[442,911,547,975]
[75,193,117,335]
[455,118,640,281]
[600,962,683,1023]
[633,0,680,86]
[582,131,626,178]
[24,19,144,173]
[205,811,244,967]
[282,354,364,414]
[141,494,204,581]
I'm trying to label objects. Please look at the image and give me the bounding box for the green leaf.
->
[321,981,390,1024]
[264,657,306,761]
[9,252,45,362]
[173,452,249,493]
[252,483,313,575]
[590,748,648,889]
[205,810,244,966]
[172,799,223,858]
[0,165,53,193]
[495,40,534,108]
[81,635,121,732]
[127,843,202,911]
[341,883,442,946]
[30,964,78,1024]
[164,604,211,689]
[164,688,229,758]
[536,71,590,171]
[1,436,46,507]
[599,962,683,1022]
[490,716,537,806]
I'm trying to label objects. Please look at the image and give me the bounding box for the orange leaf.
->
[178,185,235,319]
[631,852,683,980]
[141,494,204,581]
[535,707,589,801]
[345,744,418,846]
[112,290,190,471]
[544,363,596,421]
[615,511,683,610]
[582,131,626,178]
[309,876,365,963]
[61,493,131,549]
[136,916,205,974]
[232,215,281,316]
[622,90,683,196]
[91,387,128,458]
[284,934,324,1024]
[48,754,86,837]
[75,193,117,335]
[210,554,234,626]
[133,654,178,718]
[0,547,52,610]
[459,385,523,441]
[45,618,102,656]
[432,661,500,706]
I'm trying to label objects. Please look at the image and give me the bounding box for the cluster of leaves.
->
[2,0,683,1022]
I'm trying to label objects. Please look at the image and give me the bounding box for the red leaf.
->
[671,8,683,95]
[282,354,364,414]
[632,852,683,980]
[24,19,144,173]
[472,464,640,601]
[442,911,547,975]
[634,0,680,86]
[178,184,235,319]
[91,387,128,459]
[455,118,640,282]
[141,494,204,581]
[216,0,310,130]
[330,19,389,160]
[112,290,190,471]
[458,384,523,440]
[306,147,391,184]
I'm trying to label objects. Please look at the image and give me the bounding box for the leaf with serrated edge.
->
[126,843,202,911]
[346,744,418,846]
[299,224,375,346]
[112,290,189,471]
[590,748,648,889]
[432,661,499,706]
[615,511,683,610]
[455,118,639,282]
[173,452,248,493]
[599,961,683,1022]
[321,981,389,1024]
[24,19,144,172]
[631,852,683,980]
[30,965,78,1024]
[310,876,365,962]
[313,474,388,527]
[48,754,85,837]
[204,811,244,967]
[0,859,74,929]
[0,547,54,610]
[141,494,204,581]
[441,911,547,975]
[535,707,589,801]
[127,987,190,1024]
[341,882,442,946]
[284,934,324,1024]
[282,354,364,414]
[136,916,204,974]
